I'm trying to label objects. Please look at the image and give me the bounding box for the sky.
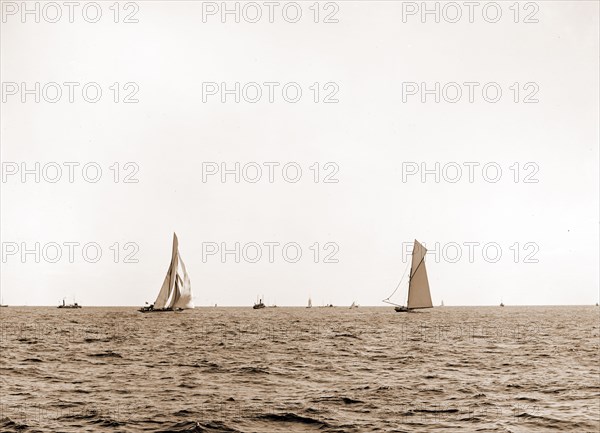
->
[1,1,598,306]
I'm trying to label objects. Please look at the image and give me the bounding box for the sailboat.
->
[383,239,433,313]
[440,300,444,307]
[307,297,312,308]
[0,297,7,307]
[349,301,359,309]
[139,233,194,313]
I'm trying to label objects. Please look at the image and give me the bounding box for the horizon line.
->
[1,304,598,308]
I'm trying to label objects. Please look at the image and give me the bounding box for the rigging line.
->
[384,259,411,301]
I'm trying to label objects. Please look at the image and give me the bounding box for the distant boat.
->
[349,301,359,309]
[0,297,7,307]
[253,297,266,309]
[500,299,505,307]
[307,297,312,308]
[440,300,444,307]
[139,233,194,313]
[58,298,81,309]
[383,239,433,313]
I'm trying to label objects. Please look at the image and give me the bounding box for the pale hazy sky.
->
[1,1,598,306]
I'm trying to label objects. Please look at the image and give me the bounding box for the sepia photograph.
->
[1,1,599,432]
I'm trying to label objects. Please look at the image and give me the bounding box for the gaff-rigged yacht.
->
[383,239,433,312]
[139,233,194,313]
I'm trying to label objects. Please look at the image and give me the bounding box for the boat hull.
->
[394,306,409,312]
[253,304,265,309]
[138,307,183,313]
[58,305,81,309]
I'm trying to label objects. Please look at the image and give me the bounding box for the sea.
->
[0,306,598,433]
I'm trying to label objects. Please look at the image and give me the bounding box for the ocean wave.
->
[258,412,329,427]
[156,421,241,432]
[88,350,122,358]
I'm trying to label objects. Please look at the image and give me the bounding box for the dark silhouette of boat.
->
[139,305,183,313]
[58,299,81,309]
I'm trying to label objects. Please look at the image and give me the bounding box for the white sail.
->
[154,233,194,310]
[167,274,182,309]
[308,297,312,308]
[171,254,194,309]
[406,240,433,309]
[154,233,179,309]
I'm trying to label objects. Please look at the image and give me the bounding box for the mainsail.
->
[406,240,433,309]
[153,233,194,310]
[308,297,312,308]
